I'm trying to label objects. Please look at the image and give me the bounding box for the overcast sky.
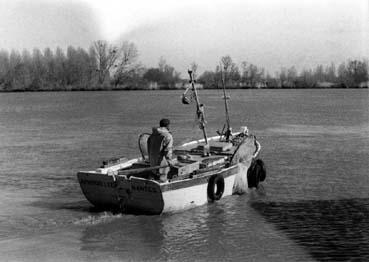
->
[0,0,368,75]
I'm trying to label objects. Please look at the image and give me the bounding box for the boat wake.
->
[73,212,123,226]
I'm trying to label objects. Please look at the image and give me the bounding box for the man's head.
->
[159,118,170,129]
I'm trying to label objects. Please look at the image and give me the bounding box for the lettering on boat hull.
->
[77,172,164,215]
[79,179,117,188]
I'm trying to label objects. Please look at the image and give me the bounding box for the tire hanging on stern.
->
[207,174,225,201]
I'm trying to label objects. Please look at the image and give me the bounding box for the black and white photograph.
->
[0,0,368,261]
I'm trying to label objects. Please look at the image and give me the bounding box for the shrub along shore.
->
[0,41,367,92]
[1,82,367,92]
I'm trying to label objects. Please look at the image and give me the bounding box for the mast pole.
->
[188,70,208,145]
[220,67,232,141]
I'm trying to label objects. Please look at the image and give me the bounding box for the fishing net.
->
[231,135,257,194]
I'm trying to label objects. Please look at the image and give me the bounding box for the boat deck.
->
[83,133,259,185]
[115,135,254,182]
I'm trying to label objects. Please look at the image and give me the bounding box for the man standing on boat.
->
[147,118,175,182]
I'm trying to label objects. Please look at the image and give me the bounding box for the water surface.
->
[0,89,368,261]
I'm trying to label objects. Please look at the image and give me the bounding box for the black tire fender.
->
[247,158,266,188]
[207,174,225,201]
[255,159,266,182]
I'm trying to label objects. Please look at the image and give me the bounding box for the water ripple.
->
[251,198,369,261]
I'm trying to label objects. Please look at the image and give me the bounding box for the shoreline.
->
[0,86,367,93]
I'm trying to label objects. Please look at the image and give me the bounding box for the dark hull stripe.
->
[77,172,164,215]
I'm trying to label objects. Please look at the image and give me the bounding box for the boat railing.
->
[96,158,141,174]
[181,134,225,147]
[253,140,261,158]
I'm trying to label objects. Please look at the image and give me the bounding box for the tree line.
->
[197,55,368,89]
[0,41,367,91]
[0,40,180,91]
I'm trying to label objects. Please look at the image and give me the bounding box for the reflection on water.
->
[78,192,312,261]
[252,198,369,261]
[80,215,167,260]
[78,210,203,261]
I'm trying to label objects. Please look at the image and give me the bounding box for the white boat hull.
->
[161,167,236,213]
[78,164,240,214]
[77,134,263,214]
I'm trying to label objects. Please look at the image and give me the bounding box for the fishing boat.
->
[77,70,266,215]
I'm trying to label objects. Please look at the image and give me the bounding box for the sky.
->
[0,0,368,75]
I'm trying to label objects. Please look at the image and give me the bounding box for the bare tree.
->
[0,50,10,88]
[325,62,336,82]
[279,67,287,82]
[246,63,261,85]
[314,64,324,82]
[54,47,67,86]
[8,50,23,90]
[287,66,297,81]
[220,55,240,85]
[113,41,139,84]
[300,68,314,87]
[43,47,55,85]
[21,49,32,88]
[92,40,119,84]
[347,60,368,86]
[31,48,46,89]
[221,55,232,72]
[241,61,248,82]
[198,70,217,88]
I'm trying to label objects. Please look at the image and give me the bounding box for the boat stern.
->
[77,171,164,215]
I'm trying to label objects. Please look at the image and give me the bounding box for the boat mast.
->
[188,69,208,145]
[220,67,232,141]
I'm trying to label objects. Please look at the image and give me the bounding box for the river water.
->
[0,89,368,261]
